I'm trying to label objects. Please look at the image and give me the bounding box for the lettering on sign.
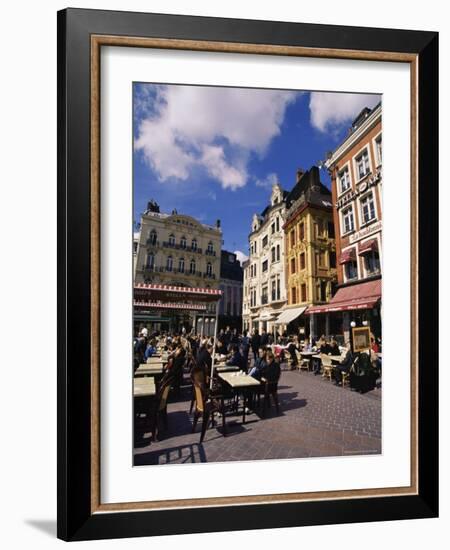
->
[349,221,382,243]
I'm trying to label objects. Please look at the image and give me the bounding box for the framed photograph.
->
[352,327,372,352]
[57,8,438,541]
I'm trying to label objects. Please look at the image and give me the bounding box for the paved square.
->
[134,364,381,466]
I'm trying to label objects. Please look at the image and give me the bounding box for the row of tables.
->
[133,351,168,397]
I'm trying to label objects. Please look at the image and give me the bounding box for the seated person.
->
[249,347,267,380]
[227,344,246,372]
[328,338,340,356]
[261,351,281,383]
[144,339,157,361]
[333,341,353,386]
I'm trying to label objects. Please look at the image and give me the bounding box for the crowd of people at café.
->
[133,325,382,394]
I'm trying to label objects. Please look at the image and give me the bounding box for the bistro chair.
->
[191,379,227,443]
[260,373,281,417]
[321,354,335,381]
[296,350,310,371]
[149,376,172,441]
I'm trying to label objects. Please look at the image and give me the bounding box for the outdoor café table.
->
[133,377,156,397]
[215,365,240,373]
[218,372,261,423]
[146,356,164,364]
[300,351,315,357]
[135,363,165,377]
[329,355,345,364]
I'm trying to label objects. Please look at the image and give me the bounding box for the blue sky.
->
[133,83,380,262]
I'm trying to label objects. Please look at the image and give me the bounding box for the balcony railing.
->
[203,272,216,279]
[205,249,216,256]
[145,239,159,247]
[162,241,203,254]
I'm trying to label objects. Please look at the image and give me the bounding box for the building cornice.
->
[325,104,382,170]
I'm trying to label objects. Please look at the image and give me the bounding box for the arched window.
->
[207,241,214,254]
[166,256,173,271]
[190,258,196,274]
[180,235,187,249]
[178,257,185,273]
[206,262,212,276]
[148,229,157,245]
[146,252,154,269]
[191,238,197,251]
[168,234,175,246]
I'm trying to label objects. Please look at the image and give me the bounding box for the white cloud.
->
[254,172,278,189]
[234,250,249,265]
[309,92,381,133]
[134,85,297,190]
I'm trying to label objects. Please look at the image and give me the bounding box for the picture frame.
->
[57,8,439,541]
[352,327,372,352]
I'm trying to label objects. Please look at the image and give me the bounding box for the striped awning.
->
[134,283,222,303]
[134,301,207,311]
[358,238,379,255]
[339,247,356,264]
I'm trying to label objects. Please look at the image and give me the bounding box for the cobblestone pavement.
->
[134,364,381,466]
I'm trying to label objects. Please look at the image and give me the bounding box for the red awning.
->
[305,279,381,314]
[358,238,379,255]
[134,283,222,303]
[339,247,356,265]
[134,301,208,311]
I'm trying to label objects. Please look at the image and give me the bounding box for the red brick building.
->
[307,104,382,342]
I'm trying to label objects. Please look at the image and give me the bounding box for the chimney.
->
[296,168,305,183]
[216,219,221,228]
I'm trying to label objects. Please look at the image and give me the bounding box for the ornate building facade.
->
[281,167,337,337]
[242,183,287,335]
[306,104,382,341]
[134,200,222,333]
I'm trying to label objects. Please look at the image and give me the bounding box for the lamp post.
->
[350,320,356,353]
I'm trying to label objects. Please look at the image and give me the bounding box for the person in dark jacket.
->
[249,347,266,380]
[261,351,281,383]
[196,342,212,380]
[287,335,300,370]
[260,329,269,347]
[250,329,261,362]
[333,342,353,386]
[227,344,246,372]
[240,331,250,370]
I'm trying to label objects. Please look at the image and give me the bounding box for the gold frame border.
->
[90,36,419,514]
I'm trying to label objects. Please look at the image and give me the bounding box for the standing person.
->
[260,328,269,347]
[287,335,300,370]
[240,330,250,370]
[250,329,261,363]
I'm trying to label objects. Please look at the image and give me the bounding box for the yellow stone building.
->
[281,167,337,338]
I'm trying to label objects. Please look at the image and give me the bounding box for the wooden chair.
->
[149,376,172,441]
[296,351,310,371]
[321,354,335,381]
[191,379,227,443]
[260,374,281,417]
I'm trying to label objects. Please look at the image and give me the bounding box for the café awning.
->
[134,283,222,304]
[275,306,307,324]
[358,238,379,255]
[134,301,208,311]
[339,247,356,264]
[306,279,381,314]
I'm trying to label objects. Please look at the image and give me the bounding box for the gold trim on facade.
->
[90,34,419,514]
